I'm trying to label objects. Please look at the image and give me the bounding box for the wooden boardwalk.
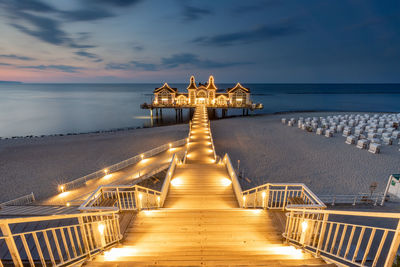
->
[86,105,330,266]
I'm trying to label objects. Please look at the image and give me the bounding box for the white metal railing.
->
[0,211,121,266]
[208,120,217,162]
[242,183,326,210]
[160,153,181,207]
[79,153,182,211]
[60,139,186,192]
[284,208,400,267]
[318,193,385,206]
[222,153,243,207]
[0,192,35,208]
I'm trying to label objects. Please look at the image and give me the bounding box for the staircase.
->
[85,105,331,266]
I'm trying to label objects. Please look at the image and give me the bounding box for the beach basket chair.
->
[368,143,381,154]
[356,139,370,149]
[346,135,357,145]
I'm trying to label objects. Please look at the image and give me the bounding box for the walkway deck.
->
[86,105,329,266]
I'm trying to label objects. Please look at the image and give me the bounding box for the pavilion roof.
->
[154,83,177,93]
[226,83,250,93]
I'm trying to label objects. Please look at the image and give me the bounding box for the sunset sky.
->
[0,0,399,83]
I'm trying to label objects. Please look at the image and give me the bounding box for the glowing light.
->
[104,174,112,179]
[138,193,143,200]
[169,143,172,149]
[98,223,105,235]
[58,191,70,198]
[301,220,308,233]
[104,169,108,174]
[264,246,304,259]
[141,154,144,160]
[252,209,262,214]
[221,178,232,186]
[58,185,65,192]
[262,191,266,198]
[103,247,138,261]
[243,196,246,202]
[171,177,183,186]
[66,202,70,207]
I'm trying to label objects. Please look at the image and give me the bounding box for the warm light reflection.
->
[252,209,262,214]
[104,174,112,179]
[98,223,105,235]
[221,178,232,186]
[103,247,138,261]
[58,191,70,198]
[264,246,304,259]
[143,210,154,215]
[301,220,308,233]
[171,177,183,186]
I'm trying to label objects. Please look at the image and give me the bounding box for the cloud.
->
[91,0,142,7]
[75,50,102,62]
[231,1,279,15]
[105,60,156,71]
[0,0,142,49]
[192,23,302,46]
[133,45,144,51]
[0,63,12,66]
[178,1,212,21]
[19,65,85,73]
[0,54,35,61]
[161,53,247,69]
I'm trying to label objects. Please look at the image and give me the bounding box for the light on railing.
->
[98,223,105,236]
[104,169,109,174]
[262,191,266,198]
[66,202,70,207]
[301,220,308,233]
[141,154,144,160]
[169,143,172,149]
[242,196,246,208]
[157,196,161,206]
[139,193,143,200]
[58,185,65,192]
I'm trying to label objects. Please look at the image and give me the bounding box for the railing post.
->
[116,188,122,210]
[266,184,270,209]
[332,196,336,206]
[282,185,288,210]
[0,222,23,267]
[352,196,357,206]
[78,216,91,258]
[316,213,329,256]
[385,219,400,267]
[254,188,257,208]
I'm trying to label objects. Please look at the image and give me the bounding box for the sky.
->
[0,0,399,83]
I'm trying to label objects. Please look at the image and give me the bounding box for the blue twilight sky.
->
[0,0,399,83]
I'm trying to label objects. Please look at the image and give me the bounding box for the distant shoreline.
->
[0,81,22,84]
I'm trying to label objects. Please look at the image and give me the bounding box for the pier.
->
[141,75,263,121]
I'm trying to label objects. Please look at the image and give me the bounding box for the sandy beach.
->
[0,124,187,202]
[212,112,400,195]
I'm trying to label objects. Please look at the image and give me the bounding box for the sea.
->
[1,83,400,138]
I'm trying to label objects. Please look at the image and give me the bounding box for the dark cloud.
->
[130,60,157,71]
[0,63,12,66]
[231,1,279,15]
[60,8,114,22]
[19,65,84,73]
[133,45,144,51]
[179,1,212,21]
[193,23,302,46]
[106,61,156,71]
[0,54,35,61]
[161,53,248,69]
[91,0,142,7]
[75,50,103,62]
[0,0,141,49]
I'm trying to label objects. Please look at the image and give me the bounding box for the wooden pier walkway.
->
[87,105,329,266]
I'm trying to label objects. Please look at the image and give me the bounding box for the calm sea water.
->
[0,83,400,138]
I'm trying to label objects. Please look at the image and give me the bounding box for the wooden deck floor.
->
[86,106,330,266]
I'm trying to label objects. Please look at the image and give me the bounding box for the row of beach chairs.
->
[282,113,400,154]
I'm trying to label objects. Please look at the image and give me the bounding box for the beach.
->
[0,124,187,202]
[212,112,400,195]
[1,111,399,203]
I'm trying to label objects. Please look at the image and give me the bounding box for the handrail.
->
[0,211,121,266]
[79,153,183,212]
[160,153,181,207]
[0,192,35,208]
[208,120,217,162]
[222,153,243,207]
[318,192,385,206]
[60,138,186,192]
[284,207,400,267]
